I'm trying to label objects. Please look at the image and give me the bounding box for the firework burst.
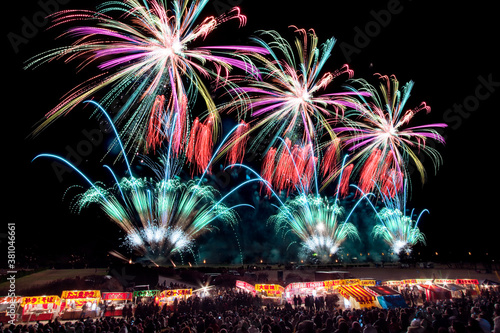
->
[25,0,265,158]
[32,102,255,265]
[330,74,447,195]
[269,193,361,262]
[358,177,427,256]
[220,27,366,194]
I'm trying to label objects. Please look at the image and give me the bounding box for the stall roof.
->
[338,285,376,304]
[366,286,400,296]
[437,284,465,292]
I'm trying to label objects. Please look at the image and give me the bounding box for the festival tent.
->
[236,280,256,294]
[417,284,451,301]
[337,285,377,309]
[101,292,133,317]
[435,283,466,298]
[60,290,101,319]
[20,296,61,322]
[157,289,192,308]
[365,286,407,309]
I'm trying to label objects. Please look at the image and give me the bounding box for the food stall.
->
[20,296,61,322]
[417,283,452,302]
[433,279,467,299]
[133,290,160,304]
[101,292,133,317]
[60,290,101,320]
[284,281,327,302]
[157,289,192,309]
[236,280,256,294]
[365,285,407,309]
[255,284,284,298]
[457,279,480,297]
[0,296,22,323]
[337,284,378,309]
[255,284,284,305]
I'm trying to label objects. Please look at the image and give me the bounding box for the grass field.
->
[0,268,108,293]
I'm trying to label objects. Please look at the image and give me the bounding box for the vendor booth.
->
[157,289,192,309]
[417,284,451,302]
[365,286,407,309]
[457,279,480,297]
[60,290,101,319]
[101,292,133,317]
[21,296,61,322]
[255,284,284,298]
[236,280,256,294]
[434,280,467,299]
[133,290,160,304]
[0,296,22,323]
[338,285,377,309]
[285,281,326,301]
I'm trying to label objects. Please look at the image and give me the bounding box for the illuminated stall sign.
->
[61,290,101,300]
[324,280,343,288]
[133,290,160,298]
[61,290,101,313]
[102,292,132,301]
[359,279,376,286]
[236,280,256,294]
[456,279,478,285]
[21,296,60,306]
[160,289,192,297]
[287,281,325,290]
[255,284,284,297]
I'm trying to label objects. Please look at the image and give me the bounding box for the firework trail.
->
[25,0,266,159]
[32,101,257,265]
[220,27,367,194]
[329,74,447,195]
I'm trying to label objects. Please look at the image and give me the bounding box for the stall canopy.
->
[236,280,256,294]
[418,284,452,301]
[436,284,465,292]
[338,285,377,309]
[365,286,407,309]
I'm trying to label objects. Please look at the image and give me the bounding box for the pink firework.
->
[25,0,266,158]
[332,74,447,195]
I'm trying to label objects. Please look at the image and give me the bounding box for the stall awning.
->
[437,284,465,292]
[338,285,376,305]
[418,284,452,300]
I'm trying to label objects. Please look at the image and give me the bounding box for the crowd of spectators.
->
[2,287,499,333]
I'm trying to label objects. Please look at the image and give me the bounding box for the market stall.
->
[337,285,378,309]
[0,296,22,323]
[255,284,284,298]
[21,296,61,322]
[417,284,451,302]
[236,280,256,294]
[60,290,101,320]
[457,279,480,297]
[101,292,133,317]
[133,290,160,304]
[284,281,326,301]
[157,289,192,309]
[365,286,407,309]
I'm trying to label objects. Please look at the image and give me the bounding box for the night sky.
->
[5,0,499,267]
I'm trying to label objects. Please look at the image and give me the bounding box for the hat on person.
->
[411,320,421,327]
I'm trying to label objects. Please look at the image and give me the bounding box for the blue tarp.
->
[377,295,408,309]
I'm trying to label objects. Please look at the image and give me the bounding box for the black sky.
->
[5,0,500,267]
